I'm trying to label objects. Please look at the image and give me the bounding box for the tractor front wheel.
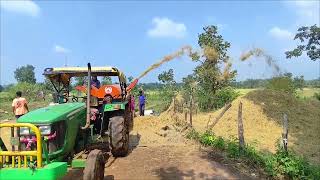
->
[83,149,105,180]
[109,115,129,157]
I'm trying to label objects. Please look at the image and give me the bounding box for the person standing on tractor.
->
[12,91,29,119]
[91,76,101,88]
[139,90,145,116]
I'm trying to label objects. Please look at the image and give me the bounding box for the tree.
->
[293,76,305,90]
[101,77,112,85]
[285,25,320,61]
[158,69,175,84]
[127,76,134,83]
[191,25,236,110]
[74,76,87,86]
[14,65,36,84]
[158,69,177,110]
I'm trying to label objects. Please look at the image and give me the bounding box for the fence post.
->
[173,97,176,114]
[282,113,288,152]
[238,101,245,151]
[189,95,193,127]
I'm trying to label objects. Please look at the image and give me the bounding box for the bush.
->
[5,82,50,101]
[186,129,320,179]
[314,92,320,101]
[197,87,239,111]
[267,76,296,94]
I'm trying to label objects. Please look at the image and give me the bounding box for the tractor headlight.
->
[19,127,30,135]
[39,125,51,135]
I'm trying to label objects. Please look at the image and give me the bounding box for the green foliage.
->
[5,82,50,101]
[127,76,134,83]
[157,69,177,111]
[197,87,239,110]
[184,25,236,111]
[101,76,112,85]
[158,69,175,84]
[313,92,320,101]
[231,79,267,89]
[74,76,87,86]
[186,129,320,179]
[267,75,296,94]
[265,145,320,179]
[185,129,200,140]
[293,76,305,90]
[286,24,320,61]
[14,64,36,84]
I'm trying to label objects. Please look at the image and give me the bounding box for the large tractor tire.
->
[83,149,105,180]
[109,116,129,157]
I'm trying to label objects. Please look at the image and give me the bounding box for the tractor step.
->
[0,162,67,180]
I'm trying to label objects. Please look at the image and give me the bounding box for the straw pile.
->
[161,89,320,165]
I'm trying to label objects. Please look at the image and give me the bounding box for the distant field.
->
[296,88,320,98]
[0,91,52,121]
[236,88,256,95]
[236,88,320,98]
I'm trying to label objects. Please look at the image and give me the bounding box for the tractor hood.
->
[17,103,86,124]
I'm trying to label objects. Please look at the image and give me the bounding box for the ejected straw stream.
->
[240,48,281,75]
[137,46,193,79]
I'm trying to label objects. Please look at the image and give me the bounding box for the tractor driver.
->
[91,76,101,88]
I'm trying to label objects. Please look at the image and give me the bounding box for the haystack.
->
[161,89,320,165]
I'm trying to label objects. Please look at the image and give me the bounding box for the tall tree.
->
[14,65,36,84]
[192,25,236,110]
[285,25,320,61]
[158,69,175,84]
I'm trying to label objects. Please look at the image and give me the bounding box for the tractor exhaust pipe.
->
[81,63,92,129]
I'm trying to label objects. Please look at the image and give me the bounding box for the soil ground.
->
[63,116,255,180]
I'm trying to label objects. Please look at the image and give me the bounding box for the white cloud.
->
[54,45,70,54]
[285,1,320,26]
[0,0,40,17]
[147,17,187,38]
[269,27,294,40]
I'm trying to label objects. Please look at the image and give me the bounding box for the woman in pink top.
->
[12,91,29,119]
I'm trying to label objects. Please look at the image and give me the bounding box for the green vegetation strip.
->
[186,129,320,179]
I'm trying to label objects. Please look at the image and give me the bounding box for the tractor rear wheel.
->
[109,116,129,157]
[83,149,105,180]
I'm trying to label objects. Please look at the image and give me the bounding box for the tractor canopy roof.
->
[44,66,127,85]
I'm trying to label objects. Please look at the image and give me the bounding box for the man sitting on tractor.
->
[91,76,101,88]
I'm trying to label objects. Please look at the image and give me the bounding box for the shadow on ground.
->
[153,167,197,180]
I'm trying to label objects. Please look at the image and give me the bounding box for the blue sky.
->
[1,0,319,85]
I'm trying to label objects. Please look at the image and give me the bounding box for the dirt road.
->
[65,116,252,180]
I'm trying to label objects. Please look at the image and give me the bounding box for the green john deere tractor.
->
[0,63,136,180]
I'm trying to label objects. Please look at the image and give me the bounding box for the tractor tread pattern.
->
[109,116,129,157]
[83,149,105,180]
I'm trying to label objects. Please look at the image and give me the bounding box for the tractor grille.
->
[0,123,42,168]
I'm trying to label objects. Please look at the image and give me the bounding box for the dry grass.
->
[161,89,320,165]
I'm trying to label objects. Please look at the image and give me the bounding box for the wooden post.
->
[238,102,245,151]
[282,113,288,152]
[173,97,176,113]
[184,111,188,122]
[189,95,193,127]
[207,103,232,130]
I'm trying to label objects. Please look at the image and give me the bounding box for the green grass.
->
[186,129,320,179]
[236,88,320,98]
[296,88,320,98]
[144,90,170,114]
[0,92,52,121]
[235,88,256,96]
